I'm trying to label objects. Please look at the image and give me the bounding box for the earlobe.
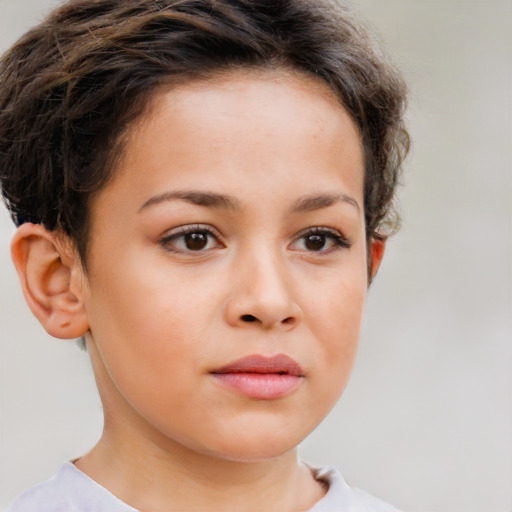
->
[11,223,89,339]
[368,236,386,284]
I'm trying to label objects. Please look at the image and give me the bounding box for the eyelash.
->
[159,225,351,255]
[159,224,224,254]
[290,227,351,254]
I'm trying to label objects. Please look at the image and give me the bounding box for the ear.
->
[11,223,89,339]
[368,236,386,284]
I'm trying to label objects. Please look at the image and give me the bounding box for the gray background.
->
[0,1,511,510]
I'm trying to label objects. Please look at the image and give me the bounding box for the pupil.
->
[185,232,208,250]
[306,234,325,251]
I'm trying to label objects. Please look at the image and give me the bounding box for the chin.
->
[194,426,307,463]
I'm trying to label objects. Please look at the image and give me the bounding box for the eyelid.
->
[159,223,225,253]
[289,226,352,252]
[158,224,350,255]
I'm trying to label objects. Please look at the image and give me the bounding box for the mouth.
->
[210,354,305,400]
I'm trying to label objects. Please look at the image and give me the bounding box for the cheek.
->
[301,256,367,385]
[84,246,230,383]
[85,281,211,436]
[304,253,367,333]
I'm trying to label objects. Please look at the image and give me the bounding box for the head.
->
[0,0,408,462]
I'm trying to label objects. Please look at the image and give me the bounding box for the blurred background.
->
[0,0,510,510]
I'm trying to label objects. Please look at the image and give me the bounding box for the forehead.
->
[143,67,350,122]
[90,69,364,221]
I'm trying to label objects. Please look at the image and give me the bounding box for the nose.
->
[224,250,303,331]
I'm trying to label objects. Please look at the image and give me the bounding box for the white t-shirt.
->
[8,462,399,512]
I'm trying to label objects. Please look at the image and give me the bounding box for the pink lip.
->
[210,354,305,400]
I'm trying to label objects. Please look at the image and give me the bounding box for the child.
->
[0,0,409,510]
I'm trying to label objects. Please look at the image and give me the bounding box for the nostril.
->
[241,314,258,323]
[282,317,294,325]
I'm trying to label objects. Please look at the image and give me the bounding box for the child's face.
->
[81,70,371,461]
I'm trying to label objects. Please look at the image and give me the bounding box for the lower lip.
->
[212,373,303,400]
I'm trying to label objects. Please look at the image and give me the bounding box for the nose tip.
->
[224,249,303,331]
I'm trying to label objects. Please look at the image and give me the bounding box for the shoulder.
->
[308,465,400,512]
[7,462,137,512]
[7,466,71,512]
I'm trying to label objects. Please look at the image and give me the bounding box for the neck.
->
[75,422,324,512]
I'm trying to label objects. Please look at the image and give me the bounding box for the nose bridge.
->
[226,238,302,329]
[247,244,288,298]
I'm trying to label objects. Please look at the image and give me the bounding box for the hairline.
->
[79,64,368,270]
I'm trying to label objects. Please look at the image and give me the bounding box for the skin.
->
[11,69,385,511]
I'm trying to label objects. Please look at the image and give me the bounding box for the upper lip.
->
[211,354,304,377]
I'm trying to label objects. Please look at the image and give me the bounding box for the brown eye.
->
[185,232,208,250]
[160,225,223,254]
[289,227,350,254]
[304,234,326,251]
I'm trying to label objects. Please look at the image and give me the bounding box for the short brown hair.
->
[0,0,409,263]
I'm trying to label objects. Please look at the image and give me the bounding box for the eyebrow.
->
[139,189,360,214]
[139,190,242,212]
[291,193,361,214]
